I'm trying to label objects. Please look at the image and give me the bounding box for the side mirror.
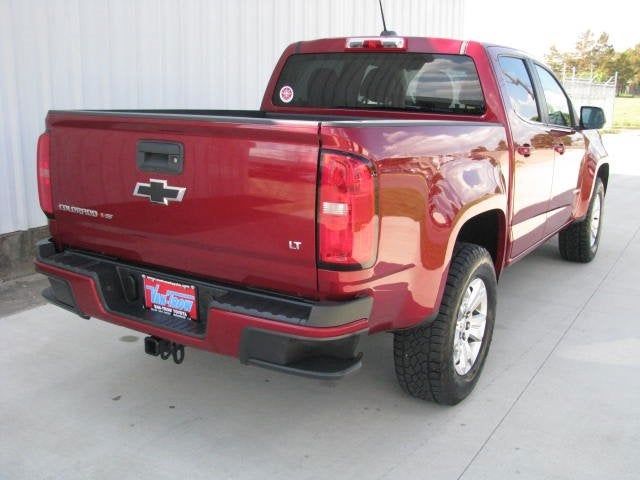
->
[580,106,605,130]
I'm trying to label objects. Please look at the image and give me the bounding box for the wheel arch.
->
[454,208,508,278]
[596,162,609,192]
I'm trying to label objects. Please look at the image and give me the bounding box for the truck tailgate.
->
[47,112,320,297]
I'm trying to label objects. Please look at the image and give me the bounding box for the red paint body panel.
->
[39,35,608,362]
[482,45,608,264]
[318,123,509,332]
[46,113,321,298]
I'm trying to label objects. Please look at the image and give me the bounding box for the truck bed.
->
[46,108,502,302]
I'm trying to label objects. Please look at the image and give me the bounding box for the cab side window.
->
[534,65,572,127]
[498,56,540,122]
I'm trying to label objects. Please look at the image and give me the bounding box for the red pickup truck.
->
[35,35,608,404]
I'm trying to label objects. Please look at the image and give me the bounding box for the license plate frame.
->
[142,274,198,321]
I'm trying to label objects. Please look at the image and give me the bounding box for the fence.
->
[562,71,617,128]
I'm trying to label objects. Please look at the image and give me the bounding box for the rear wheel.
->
[393,243,497,405]
[559,178,605,263]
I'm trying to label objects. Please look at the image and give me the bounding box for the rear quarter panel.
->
[319,122,509,332]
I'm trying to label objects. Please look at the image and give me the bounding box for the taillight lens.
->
[318,151,378,269]
[37,132,53,216]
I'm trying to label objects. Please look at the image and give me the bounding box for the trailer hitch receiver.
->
[144,336,185,364]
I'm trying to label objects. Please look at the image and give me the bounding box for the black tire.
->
[558,178,605,263]
[393,243,497,405]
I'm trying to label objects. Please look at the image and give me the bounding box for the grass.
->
[613,97,640,128]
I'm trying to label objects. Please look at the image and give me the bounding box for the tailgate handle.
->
[136,141,184,174]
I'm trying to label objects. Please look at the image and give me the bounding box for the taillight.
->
[318,151,378,269]
[37,132,53,216]
[345,37,406,50]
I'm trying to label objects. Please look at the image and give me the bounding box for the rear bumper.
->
[35,239,370,378]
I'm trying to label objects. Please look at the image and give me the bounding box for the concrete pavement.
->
[1,133,638,479]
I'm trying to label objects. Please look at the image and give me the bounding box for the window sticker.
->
[279,85,294,103]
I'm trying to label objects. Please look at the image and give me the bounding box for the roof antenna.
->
[378,0,397,36]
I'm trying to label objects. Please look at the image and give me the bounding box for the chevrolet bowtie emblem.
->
[133,179,186,205]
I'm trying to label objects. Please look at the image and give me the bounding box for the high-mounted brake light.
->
[318,151,378,269]
[346,37,406,50]
[37,132,53,216]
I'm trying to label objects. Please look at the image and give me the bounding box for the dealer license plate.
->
[142,275,198,320]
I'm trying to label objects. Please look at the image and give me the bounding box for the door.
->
[532,64,586,234]
[496,56,556,259]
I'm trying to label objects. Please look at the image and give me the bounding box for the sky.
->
[464,0,638,60]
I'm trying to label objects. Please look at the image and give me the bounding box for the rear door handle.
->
[517,143,532,157]
[554,143,566,155]
[137,140,184,174]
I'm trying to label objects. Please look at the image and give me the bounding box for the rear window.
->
[498,56,540,122]
[272,53,485,115]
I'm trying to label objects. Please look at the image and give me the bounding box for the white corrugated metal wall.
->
[0,0,465,235]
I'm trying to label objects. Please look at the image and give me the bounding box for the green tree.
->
[616,44,640,95]
[545,31,640,95]
[609,50,634,93]
[545,30,615,81]
[545,45,565,74]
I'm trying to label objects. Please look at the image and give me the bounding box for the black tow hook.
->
[144,336,185,364]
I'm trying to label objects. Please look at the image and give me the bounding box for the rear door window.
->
[534,65,573,127]
[272,53,485,115]
[497,56,540,122]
